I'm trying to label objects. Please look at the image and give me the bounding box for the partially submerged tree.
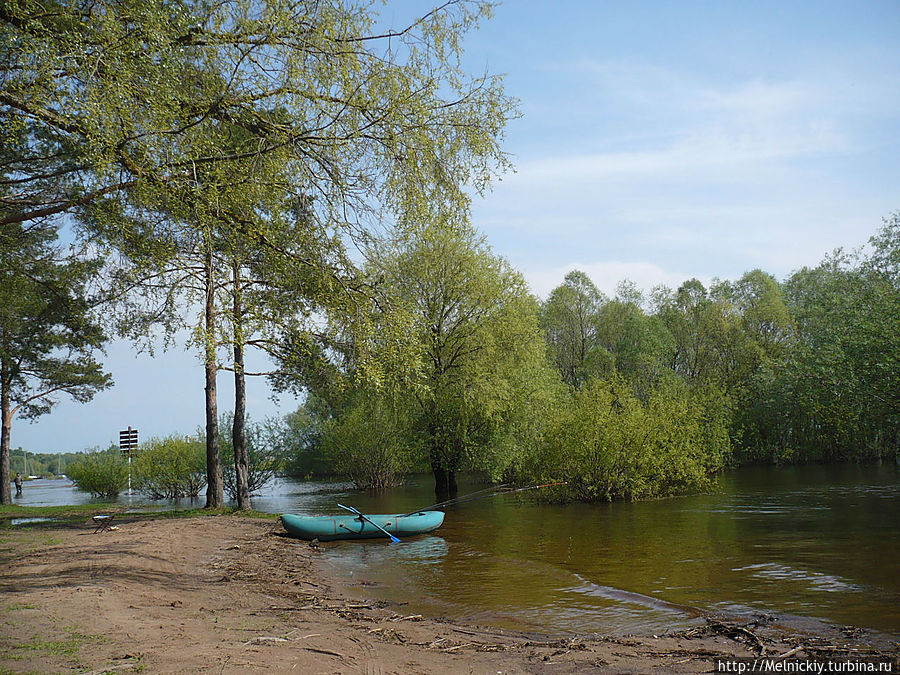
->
[0,223,112,503]
[369,222,553,498]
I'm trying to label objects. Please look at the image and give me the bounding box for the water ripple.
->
[733,563,864,593]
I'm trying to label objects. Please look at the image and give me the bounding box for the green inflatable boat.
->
[280,510,444,541]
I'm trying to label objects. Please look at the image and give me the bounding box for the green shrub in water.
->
[320,393,413,490]
[67,449,130,498]
[524,375,729,501]
[133,435,207,499]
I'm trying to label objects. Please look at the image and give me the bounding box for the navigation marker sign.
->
[119,427,138,456]
[119,426,138,498]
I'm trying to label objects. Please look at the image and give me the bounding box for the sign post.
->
[119,427,139,496]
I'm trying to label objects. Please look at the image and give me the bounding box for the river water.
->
[13,463,899,639]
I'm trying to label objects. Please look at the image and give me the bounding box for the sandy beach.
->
[0,515,895,674]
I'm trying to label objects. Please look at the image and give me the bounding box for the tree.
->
[218,412,288,499]
[709,270,794,458]
[0,223,112,503]
[541,270,609,387]
[595,282,673,391]
[369,222,553,498]
[3,1,515,229]
[217,199,359,508]
[4,0,515,505]
[776,217,900,461]
[656,279,724,383]
[282,395,333,478]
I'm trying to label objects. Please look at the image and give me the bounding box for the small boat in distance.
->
[280,510,444,542]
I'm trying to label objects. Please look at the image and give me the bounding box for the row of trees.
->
[539,215,899,466]
[67,414,285,499]
[3,450,81,477]
[11,213,900,504]
[283,221,730,500]
[2,0,894,506]
[284,214,897,500]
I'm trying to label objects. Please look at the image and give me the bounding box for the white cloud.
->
[474,54,895,290]
[526,260,709,300]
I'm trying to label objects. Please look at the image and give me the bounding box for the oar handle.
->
[337,504,401,543]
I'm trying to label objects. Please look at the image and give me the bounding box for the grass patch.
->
[5,603,37,611]
[233,509,280,521]
[12,630,101,657]
[128,507,280,522]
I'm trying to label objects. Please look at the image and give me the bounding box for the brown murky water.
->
[314,463,900,638]
[24,462,898,638]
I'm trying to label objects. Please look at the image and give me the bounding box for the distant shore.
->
[0,514,895,673]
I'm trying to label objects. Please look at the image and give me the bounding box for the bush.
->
[133,435,207,499]
[321,394,413,490]
[282,402,332,478]
[68,448,130,498]
[523,376,728,501]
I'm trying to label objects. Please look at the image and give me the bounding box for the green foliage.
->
[67,449,129,498]
[278,213,900,498]
[133,435,207,499]
[319,392,415,490]
[655,279,738,386]
[762,216,900,462]
[282,397,333,478]
[524,376,728,502]
[364,221,558,494]
[543,236,898,468]
[3,0,515,230]
[541,270,609,387]
[595,294,673,392]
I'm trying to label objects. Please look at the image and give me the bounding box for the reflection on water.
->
[10,464,900,638]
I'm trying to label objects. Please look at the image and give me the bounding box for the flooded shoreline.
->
[7,463,900,639]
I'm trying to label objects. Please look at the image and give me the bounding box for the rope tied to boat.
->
[399,481,567,518]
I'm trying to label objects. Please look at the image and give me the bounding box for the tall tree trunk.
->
[427,411,460,500]
[431,452,460,500]
[447,468,458,498]
[204,237,224,508]
[432,462,450,501]
[0,364,11,505]
[231,257,251,510]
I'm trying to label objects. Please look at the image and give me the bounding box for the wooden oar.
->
[337,504,401,543]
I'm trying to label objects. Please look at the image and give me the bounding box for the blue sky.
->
[467,1,899,295]
[14,0,900,454]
